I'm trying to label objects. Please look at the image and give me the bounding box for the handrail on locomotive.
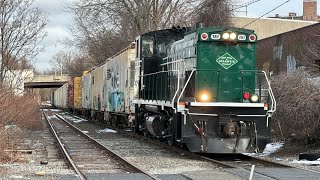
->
[176,69,276,127]
[141,67,277,127]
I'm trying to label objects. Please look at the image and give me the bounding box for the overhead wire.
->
[231,0,262,11]
[242,0,292,28]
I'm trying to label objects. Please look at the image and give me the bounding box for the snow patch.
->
[50,109,61,112]
[291,159,320,165]
[62,115,87,123]
[262,142,284,155]
[46,115,57,120]
[96,128,117,133]
[243,142,284,157]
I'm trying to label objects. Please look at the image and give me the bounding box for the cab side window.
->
[142,39,154,58]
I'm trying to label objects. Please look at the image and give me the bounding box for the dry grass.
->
[0,86,42,163]
[271,71,320,145]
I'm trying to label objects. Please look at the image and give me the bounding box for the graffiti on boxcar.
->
[107,61,126,112]
[93,95,101,111]
[109,92,124,112]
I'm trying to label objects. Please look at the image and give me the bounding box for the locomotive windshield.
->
[142,39,154,58]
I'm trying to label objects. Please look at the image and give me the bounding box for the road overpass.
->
[24,75,70,88]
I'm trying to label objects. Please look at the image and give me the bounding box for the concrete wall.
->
[4,69,34,96]
[232,16,318,40]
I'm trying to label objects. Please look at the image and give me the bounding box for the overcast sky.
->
[32,0,319,72]
[33,0,74,72]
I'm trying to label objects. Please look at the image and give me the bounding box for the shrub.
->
[271,71,320,145]
[0,86,42,162]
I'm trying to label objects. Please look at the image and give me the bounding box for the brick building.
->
[256,23,320,75]
[271,0,320,22]
[303,0,319,21]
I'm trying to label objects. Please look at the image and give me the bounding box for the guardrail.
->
[139,69,276,118]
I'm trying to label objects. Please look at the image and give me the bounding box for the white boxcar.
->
[82,71,92,110]
[54,83,68,109]
[105,43,135,115]
[90,63,107,112]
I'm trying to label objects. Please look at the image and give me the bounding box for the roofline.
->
[257,22,320,42]
[233,16,319,24]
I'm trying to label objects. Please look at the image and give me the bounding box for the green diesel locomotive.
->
[133,26,276,153]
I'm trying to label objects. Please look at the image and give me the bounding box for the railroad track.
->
[51,109,320,180]
[204,153,290,168]
[42,108,158,180]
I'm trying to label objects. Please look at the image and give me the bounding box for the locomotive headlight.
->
[250,94,259,103]
[222,33,230,40]
[200,93,209,101]
[230,33,237,40]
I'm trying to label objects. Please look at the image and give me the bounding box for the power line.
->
[231,0,262,11]
[242,0,292,28]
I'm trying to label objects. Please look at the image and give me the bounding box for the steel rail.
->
[53,112,160,180]
[42,111,87,180]
[238,154,291,168]
[48,108,320,180]
[112,126,284,180]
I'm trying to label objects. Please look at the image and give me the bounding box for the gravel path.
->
[59,112,220,175]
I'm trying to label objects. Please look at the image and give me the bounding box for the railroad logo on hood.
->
[216,53,238,70]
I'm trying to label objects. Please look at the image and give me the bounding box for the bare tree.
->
[50,51,71,76]
[0,0,47,87]
[64,53,93,77]
[65,0,199,66]
[67,0,198,40]
[300,38,320,73]
[195,0,232,27]
[51,51,92,77]
[65,0,233,74]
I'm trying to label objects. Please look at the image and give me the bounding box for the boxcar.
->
[90,63,107,120]
[104,43,136,126]
[54,83,68,109]
[82,71,92,116]
[73,77,82,113]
